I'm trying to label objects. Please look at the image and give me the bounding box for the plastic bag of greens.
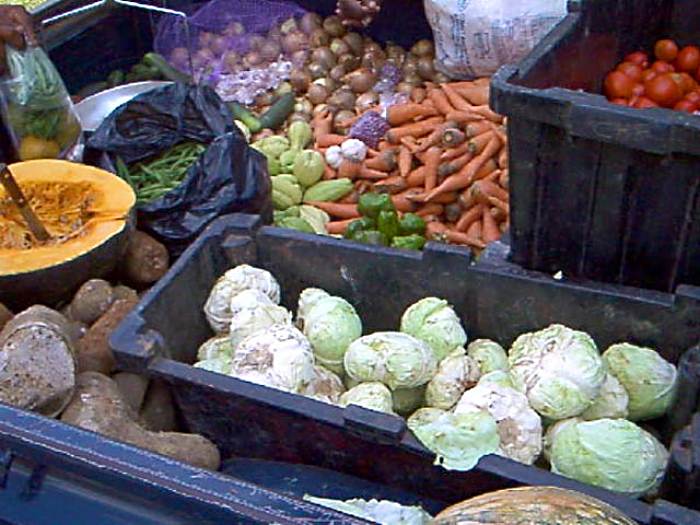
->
[88,82,270,257]
[0,44,82,161]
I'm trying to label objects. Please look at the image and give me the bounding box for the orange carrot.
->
[499,169,509,189]
[488,196,510,214]
[472,179,509,204]
[416,120,455,153]
[482,206,501,243]
[472,105,504,123]
[459,188,476,210]
[500,221,509,233]
[426,221,448,239]
[426,137,502,200]
[417,203,444,217]
[488,123,507,145]
[441,83,473,112]
[338,159,361,179]
[442,128,466,148]
[442,140,472,161]
[490,205,508,223]
[387,103,438,126]
[466,120,492,138]
[408,191,458,205]
[365,149,397,172]
[305,201,360,220]
[406,166,426,187]
[456,204,483,232]
[423,146,442,192]
[355,180,374,194]
[498,147,508,169]
[445,110,486,124]
[427,88,455,115]
[378,140,392,151]
[326,218,356,235]
[358,166,389,180]
[316,134,346,147]
[438,151,473,178]
[323,164,337,180]
[387,117,444,144]
[398,146,412,177]
[453,83,489,106]
[392,189,422,212]
[339,191,359,204]
[443,230,486,249]
[312,110,333,138]
[374,176,408,194]
[468,131,496,156]
[473,158,498,181]
[466,219,482,240]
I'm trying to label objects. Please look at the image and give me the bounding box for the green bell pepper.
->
[377,210,400,241]
[357,193,395,219]
[391,234,426,251]
[344,217,376,240]
[399,213,427,236]
[354,230,388,246]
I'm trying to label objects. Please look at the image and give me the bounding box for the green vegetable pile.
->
[195,263,680,499]
[345,193,426,250]
[116,142,205,204]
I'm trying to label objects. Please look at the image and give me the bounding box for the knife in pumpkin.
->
[0,163,51,242]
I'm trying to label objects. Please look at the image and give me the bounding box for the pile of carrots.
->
[309,79,509,251]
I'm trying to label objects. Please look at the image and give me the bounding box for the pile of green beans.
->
[116,142,206,204]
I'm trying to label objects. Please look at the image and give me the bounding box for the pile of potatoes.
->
[0,230,220,470]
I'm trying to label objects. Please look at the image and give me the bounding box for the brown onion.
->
[198,32,214,48]
[402,72,422,86]
[433,72,451,83]
[309,28,330,47]
[328,89,356,111]
[195,48,215,63]
[344,68,377,93]
[338,53,361,71]
[243,51,263,67]
[268,25,282,40]
[280,17,298,35]
[311,47,336,69]
[248,35,265,51]
[222,51,240,73]
[313,103,330,116]
[334,110,355,130]
[395,82,415,95]
[307,84,330,105]
[323,15,346,38]
[411,39,435,58]
[417,57,436,80]
[210,35,227,56]
[290,69,311,92]
[300,12,322,35]
[402,56,419,75]
[223,21,245,37]
[386,44,406,61]
[329,64,346,82]
[330,38,350,57]
[364,42,383,55]
[290,49,309,67]
[361,50,386,70]
[294,98,314,114]
[323,77,339,92]
[308,62,329,79]
[282,31,307,55]
[356,91,379,112]
[169,47,189,68]
[343,32,364,55]
[260,41,282,61]
[289,112,311,123]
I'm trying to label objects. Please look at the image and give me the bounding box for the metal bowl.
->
[75,81,173,132]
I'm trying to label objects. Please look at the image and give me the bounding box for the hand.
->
[336,0,381,28]
[0,5,37,75]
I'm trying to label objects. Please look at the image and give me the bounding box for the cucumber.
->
[142,52,191,84]
[258,92,295,130]
[227,102,262,133]
[76,81,108,99]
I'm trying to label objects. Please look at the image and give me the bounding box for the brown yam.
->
[112,285,139,303]
[0,305,76,417]
[113,372,150,413]
[140,379,177,432]
[121,231,170,287]
[77,297,138,375]
[68,279,114,325]
[61,372,220,470]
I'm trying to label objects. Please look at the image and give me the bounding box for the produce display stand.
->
[0,401,368,524]
[110,213,700,525]
[491,0,700,293]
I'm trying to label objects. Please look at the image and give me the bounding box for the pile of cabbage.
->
[197,264,678,499]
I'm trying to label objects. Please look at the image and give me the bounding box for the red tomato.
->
[610,98,628,106]
[674,99,697,112]
[641,69,658,83]
[632,83,645,96]
[646,73,683,106]
[616,61,643,82]
[604,71,635,99]
[625,51,649,68]
[678,72,697,93]
[652,60,675,74]
[676,46,700,72]
[685,91,700,104]
[632,97,659,109]
[655,39,679,62]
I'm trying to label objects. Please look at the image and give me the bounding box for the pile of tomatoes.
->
[604,39,700,113]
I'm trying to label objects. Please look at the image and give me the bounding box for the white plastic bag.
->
[424,0,568,79]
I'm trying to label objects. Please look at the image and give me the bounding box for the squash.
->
[0,160,135,309]
[433,486,636,525]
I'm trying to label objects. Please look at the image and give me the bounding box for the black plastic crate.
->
[490,0,700,293]
[0,402,368,524]
[110,213,700,524]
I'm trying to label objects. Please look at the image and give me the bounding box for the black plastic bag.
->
[88,82,270,256]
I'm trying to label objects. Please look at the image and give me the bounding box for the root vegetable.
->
[300,12,323,34]
[0,305,76,417]
[343,32,364,55]
[356,91,379,112]
[344,68,376,93]
[282,32,307,55]
[290,69,312,92]
[338,53,361,71]
[308,83,330,105]
[330,64,347,82]
[113,372,150,413]
[68,279,114,326]
[417,57,437,80]
[310,28,330,47]
[312,47,337,69]
[328,89,356,111]
[323,16,346,38]
[308,62,329,79]
[122,231,170,287]
[61,372,220,470]
[140,379,177,432]
[0,303,12,331]
[411,39,435,57]
[331,38,351,57]
[77,297,138,375]
[334,110,356,130]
